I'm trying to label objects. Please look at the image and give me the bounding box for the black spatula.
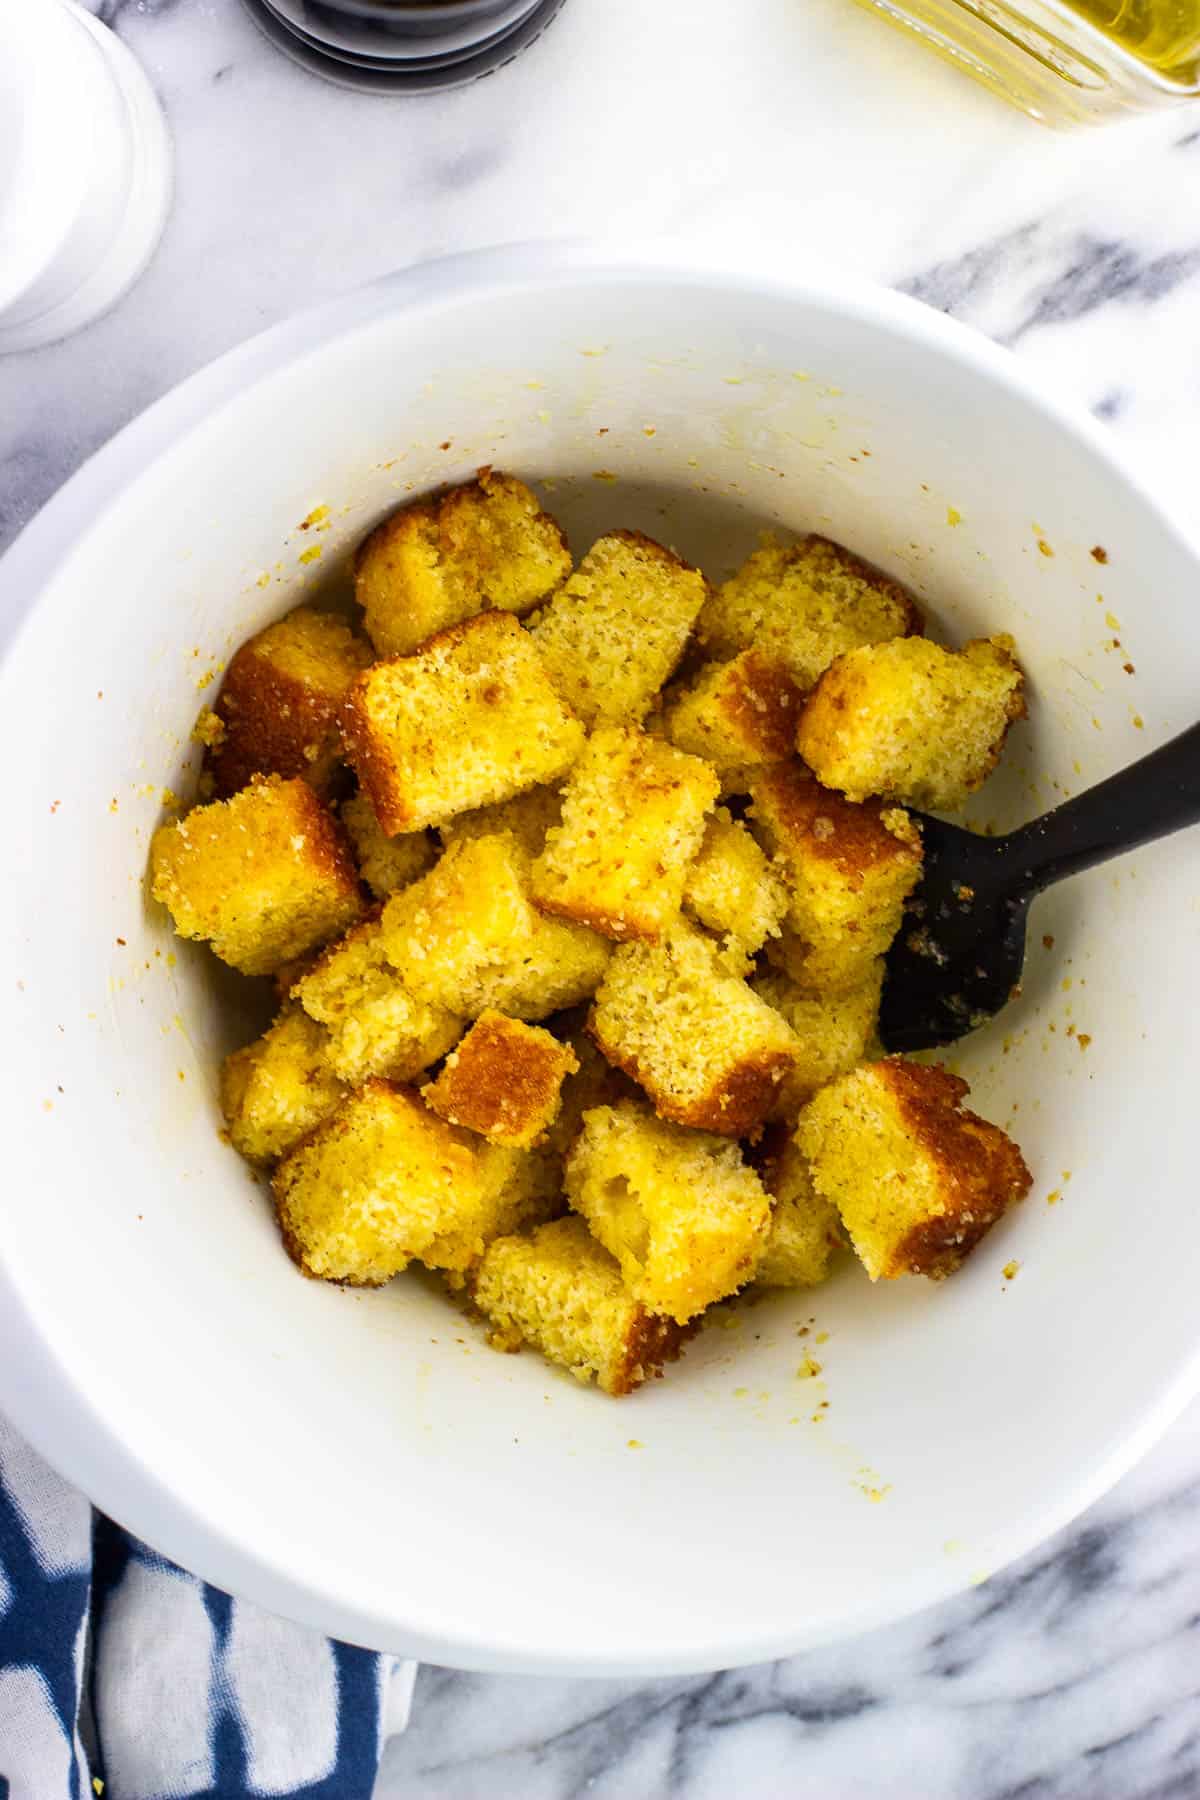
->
[879,720,1200,1054]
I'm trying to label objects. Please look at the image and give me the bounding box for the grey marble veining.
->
[5,1,1200,1793]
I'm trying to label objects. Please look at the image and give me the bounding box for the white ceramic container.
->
[1,246,1196,1676]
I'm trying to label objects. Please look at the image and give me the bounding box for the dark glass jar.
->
[241,0,567,91]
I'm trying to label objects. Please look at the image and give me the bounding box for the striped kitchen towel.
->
[0,1413,414,1799]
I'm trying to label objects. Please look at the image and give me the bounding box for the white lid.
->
[0,0,172,354]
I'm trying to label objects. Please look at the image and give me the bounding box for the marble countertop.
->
[6,0,1200,1792]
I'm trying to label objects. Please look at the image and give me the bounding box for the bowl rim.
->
[4,240,1200,1676]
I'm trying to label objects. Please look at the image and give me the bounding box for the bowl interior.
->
[3,262,1198,1674]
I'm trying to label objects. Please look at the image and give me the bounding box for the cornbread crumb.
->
[663,650,802,771]
[424,1009,579,1147]
[295,913,463,1084]
[342,611,584,833]
[340,790,436,899]
[439,783,563,859]
[751,1122,842,1288]
[207,607,372,798]
[566,1100,770,1322]
[355,470,571,657]
[751,764,921,993]
[589,920,799,1135]
[697,537,920,687]
[420,1137,565,1275]
[383,832,610,1020]
[531,726,718,943]
[273,1080,485,1284]
[471,1216,693,1395]
[149,775,363,976]
[528,531,707,727]
[797,636,1026,811]
[220,1006,346,1165]
[798,1059,1032,1280]
[752,961,883,1118]
[684,808,788,963]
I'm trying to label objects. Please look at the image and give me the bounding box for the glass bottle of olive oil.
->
[857,0,1200,120]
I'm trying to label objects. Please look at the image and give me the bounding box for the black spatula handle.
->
[995,719,1200,897]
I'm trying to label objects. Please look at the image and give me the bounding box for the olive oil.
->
[1068,0,1200,80]
[856,0,1200,119]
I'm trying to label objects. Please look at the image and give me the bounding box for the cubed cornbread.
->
[207,607,373,799]
[341,610,585,834]
[752,962,883,1119]
[149,775,364,976]
[340,790,436,900]
[663,650,802,772]
[527,531,707,728]
[798,1060,1032,1281]
[272,1079,488,1284]
[470,1216,693,1396]
[566,1101,771,1322]
[531,726,718,944]
[751,1123,843,1289]
[697,536,921,688]
[420,1140,566,1275]
[683,808,788,963]
[382,832,611,1020]
[294,913,462,1085]
[542,1026,639,1161]
[438,782,563,859]
[589,920,799,1135]
[750,764,921,993]
[220,1006,346,1165]
[354,469,572,657]
[423,1010,579,1148]
[796,635,1027,811]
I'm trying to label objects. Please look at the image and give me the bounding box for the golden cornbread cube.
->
[424,1010,579,1148]
[149,775,364,976]
[527,531,707,728]
[340,790,436,900]
[697,536,920,689]
[382,832,611,1020]
[295,913,463,1085]
[220,1006,347,1166]
[750,764,921,993]
[796,635,1027,811]
[272,1079,487,1284]
[207,607,373,799]
[589,921,799,1136]
[420,1138,566,1275]
[798,1060,1032,1281]
[438,782,563,859]
[752,961,883,1120]
[341,610,585,834]
[531,726,718,944]
[355,469,572,657]
[683,808,788,964]
[663,650,802,772]
[566,1101,771,1323]
[751,1123,843,1289]
[471,1216,693,1396]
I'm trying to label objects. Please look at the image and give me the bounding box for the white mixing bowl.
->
[2,246,1197,1677]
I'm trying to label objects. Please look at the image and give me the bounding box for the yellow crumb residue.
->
[256,572,271,589]
[591,470,618,483]
[1003,1260,1020,1279]
[298,545,323,565]
[1047,1189,1062,1206]
[797,1354,823,1380]
[627,1438,643,1450]
[300,504,331,531]
[946,507,962,527]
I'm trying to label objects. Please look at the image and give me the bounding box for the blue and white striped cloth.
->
[0,1413,413,1799]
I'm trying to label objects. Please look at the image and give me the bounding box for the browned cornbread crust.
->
[423,1009,579,1146]
[882,1062,1031,1276]
[208,609,372,798]
[664,649,803,768]
[611,1312,697,1396]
